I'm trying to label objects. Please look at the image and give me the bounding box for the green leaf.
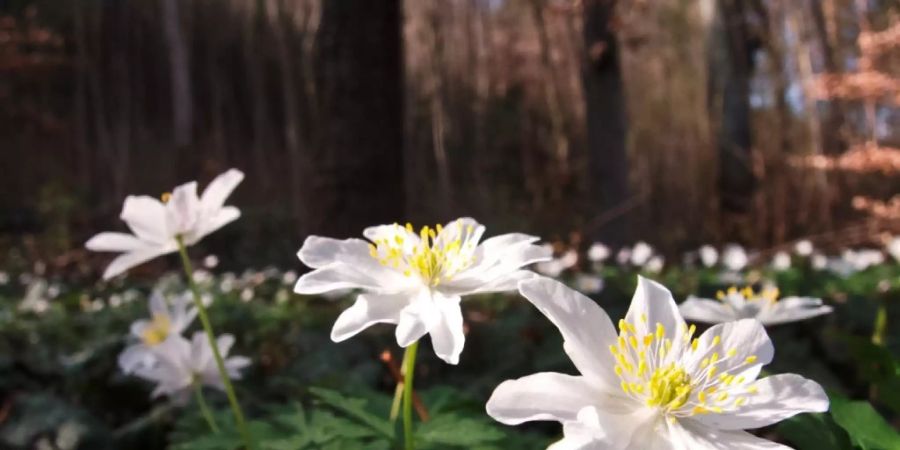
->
[308,387,395,440]
[831,395,900,450]
[777,413,852,450]
[415,413,504,447]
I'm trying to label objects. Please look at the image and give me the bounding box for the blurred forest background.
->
[1,0,900,269]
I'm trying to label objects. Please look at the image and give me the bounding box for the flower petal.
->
[486,372,601,425]
[85,232,148,252]
[102,246,174,280]
[692,374,828,430]
[192,206,240,243]
[624,276,686,343]
[427,294,465,364]
[684,319,773,382]
[518,277,620,388]
[200,168,244,212]
[294,263,390,294]
[395,290,441,347]
[330,293,407,342]
[757,297,832,326]
[120,196,170,243]
[297,236,375,268]
[674,418,792,449]
[118,344,155,374]
[679,297,737,324]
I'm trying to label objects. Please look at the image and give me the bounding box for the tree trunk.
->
[161,0,193,149]
[583,0,630,245]
[709,0,756,214]
[312,0,405,238]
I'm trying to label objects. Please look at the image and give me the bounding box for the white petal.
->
[395,290,441,347]
[673,419,792,449]
[330,293,407,342]
[102,246,174,280]
[166,181,201,232]
[363,223,419,244]
[200,168,244,212]
[517,277,620,388]
[679,297,737,324]
[692,374,828,430]
[120,196,170,243]
[441,269,537,296]
[148,292,168,315]
[427,294,465,364]
[486,372,601,425]
[297,236,375,269]
[85,232,147,252]
[757,297,832,325]
[293,263,389,294]
[118,344,155,374]
[624,276,686,343]
[685,319,773,385]
[192,206,240,243]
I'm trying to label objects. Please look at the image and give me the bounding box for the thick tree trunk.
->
[312,0,405,238]
[583,0,630,244]
[161,0,193,148]
[709,0,757,214]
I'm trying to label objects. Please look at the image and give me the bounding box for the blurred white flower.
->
[133,332,250,404]
[535,249,578,278]
[794,240,813,257]
[771,251,791,271]
[644,255,664,274]
[811,253,827,271]
[91,299,105,312]
[616,247,631,266]
[841,249,884,272]
[888,236,900,263]
[108,294,123,308]
[19,280,50,314]
[698,245,718,268]
[118,292,197,374]
[0,271,8,285]
[680,286,832,326]
[85,169,244,280]
[721,244,748,272]
[193,269,213,284]
[275,289,290,304]
[294,218,550,365]
[282,270,298,285]
[487,277,828,449]
[572,273,604,294]
[33,261,46,276]
[587,243,610,263]
[203,255,220,269]
[219,272,237,293]
[630,241,653,267]
[240,288,255,303]
[46,284,61,299]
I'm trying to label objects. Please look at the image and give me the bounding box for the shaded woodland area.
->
[1,0,899,265]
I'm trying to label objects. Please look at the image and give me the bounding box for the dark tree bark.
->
[709,0,757,213]
[161,0,193,148]
[583,0,629,244]
[312,0,405,238]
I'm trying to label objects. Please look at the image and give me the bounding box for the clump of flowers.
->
[679,286,832,326]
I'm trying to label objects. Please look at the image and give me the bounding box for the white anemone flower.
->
[644,256,665,274]
[811,253,827,271]
[680,286,832,326]
[587,243,611,263]
[487,277,828,449]
[698,246,718,268]
[630,242,653,267]
[771,251,791,272]
[133,332,250,403]
[721,244,748,272]
[119,292,197,374]
[294,218,551,364]
[794,240,813,257]
[85,169,244,280]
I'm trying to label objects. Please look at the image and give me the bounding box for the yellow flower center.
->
[716,286,780,303]
[368,221,476,287]
[141,313,172,346]
[647,365,692,410]
[610,317,761,417]
[160,192,172,203]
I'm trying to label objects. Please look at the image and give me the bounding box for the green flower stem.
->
[193,380,220,433]
[176,237,254,450]
[402,341,419,450]
[872,299,888,346]
[389,368,404,422]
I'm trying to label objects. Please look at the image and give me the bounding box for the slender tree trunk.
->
[161,0,193,148]
[313,0,405,237]
[809,0,846,154]
[709,0,756,214]
[583,0,630,244]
